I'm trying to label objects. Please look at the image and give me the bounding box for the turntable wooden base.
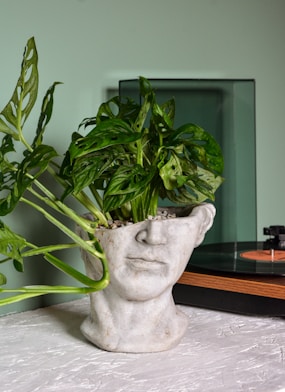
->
[178,268,285,299]
[173,266,285,316]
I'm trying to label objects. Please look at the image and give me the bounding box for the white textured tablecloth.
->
[1,297,285,392]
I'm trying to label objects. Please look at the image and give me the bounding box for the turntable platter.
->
[189,242,285,275]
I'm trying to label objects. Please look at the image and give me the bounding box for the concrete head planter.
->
[77,203,215,353]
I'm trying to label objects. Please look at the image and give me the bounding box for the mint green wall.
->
[1,0,285,314]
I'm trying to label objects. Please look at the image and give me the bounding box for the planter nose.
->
[135,220,167,245]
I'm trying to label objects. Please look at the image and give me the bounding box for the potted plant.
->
[0,37,224,352]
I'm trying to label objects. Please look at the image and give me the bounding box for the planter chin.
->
[76,203,215,353]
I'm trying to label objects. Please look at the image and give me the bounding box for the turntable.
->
[173,226,285,316]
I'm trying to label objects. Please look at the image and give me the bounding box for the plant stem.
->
[28,179,95,233]
[16,90,33,152]
[47,163,110,226]
[0,282,108,306]
[74,190,109,226]
[20,196,104,260]
[22,242,79,257]
[43,252,109,289]
[136,139,143,167]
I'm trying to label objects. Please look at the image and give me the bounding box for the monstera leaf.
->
[0,37,38,139]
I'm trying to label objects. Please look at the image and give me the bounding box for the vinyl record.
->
[188,241,285,275]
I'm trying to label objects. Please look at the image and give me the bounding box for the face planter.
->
[77,203,215,353]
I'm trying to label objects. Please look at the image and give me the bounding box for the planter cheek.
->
[77,203,215,353]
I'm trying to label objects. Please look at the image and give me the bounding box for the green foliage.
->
[0,37,38,140]
[0,220,26,266]
[61,78,224,222]
[0,37,224,306]
[0,37,109,306]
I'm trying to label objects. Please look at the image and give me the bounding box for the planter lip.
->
[83,203,213,231]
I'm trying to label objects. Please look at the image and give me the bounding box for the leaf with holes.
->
[0,37,38,138]
[68,118,141,160]
[103,164,153,212]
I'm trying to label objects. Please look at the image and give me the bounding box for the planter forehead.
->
[77,203,215,353]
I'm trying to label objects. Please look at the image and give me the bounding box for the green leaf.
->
[133,79,153,133]
[159,144,223,204]
[105,164,150,196]
[165,166,223,204]
[139,76,153,97]
[103,164,153,212]
[160,152,188,190]
[13,259,24,272]
[0,220,27,264]
[68,118,140,160]
[32,82,62,147]
[168,123,224,175]
[0,136,17,189]
[0,134,15,156]
[0,144,57,215]
[96,95,140,124]
[69,150,115,194]
[151,99,175,133]
[0,37,38,137]
[21,144,58,179]
[0,272,7,285]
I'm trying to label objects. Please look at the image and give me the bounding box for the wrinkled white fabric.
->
[1,297,285,392]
